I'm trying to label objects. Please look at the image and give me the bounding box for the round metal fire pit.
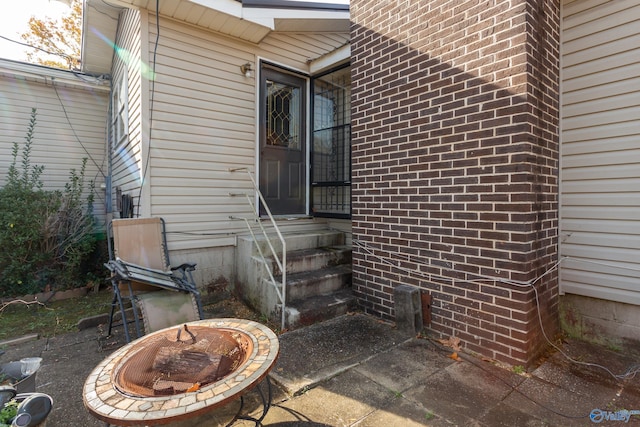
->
[113,326,252,397]
[83,319,279,426]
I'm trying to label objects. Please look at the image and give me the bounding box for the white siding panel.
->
[562,242,640,268]
[562,218,638,235]
[563,269,640,294]
[562,206,640,221]
[563,92,640,118]
[564,63,639,95]
[564,78,640,109]
[563,2,640,42]
[564,106,640,131]
[560,0,640,305]
[562,233,640,251]
[562,121,638,143]
[0,70,109,230]
[561,281,640,305]
[562,135,637,156]
[562,149,640,168]
[258,32,350,69]
[562,178,638,194]
[111,8,144,209]
[563,23,640,66]
[562,163,639,181]
[151,129,252,149]
[561,193,640,208]
[563,55,638,84]
[137,11,349,249]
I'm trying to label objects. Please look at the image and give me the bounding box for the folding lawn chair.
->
[105,217,204,342]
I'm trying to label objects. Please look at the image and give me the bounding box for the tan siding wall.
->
[146,14,254,250]
[0,68,109,230]
[560,0,640,304]
[144,12,348,251]
[112,9,144,214]
[258,32,349,68]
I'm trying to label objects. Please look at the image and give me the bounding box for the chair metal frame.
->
[105,217,204,342]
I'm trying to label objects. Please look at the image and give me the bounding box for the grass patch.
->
[0,289,114,341]
[512,365,526,375]
[0,287,273,343]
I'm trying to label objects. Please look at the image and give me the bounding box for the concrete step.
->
[265,245,352,276]
[281,288,357,330]
[266,264,352,303]
[234,229,353,328]
[238,230,345,258]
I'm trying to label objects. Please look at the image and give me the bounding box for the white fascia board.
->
[242,8,348,21]
[243,16,275,30]
[310,43,350,74]
[188,0,275,29]
[0,59,111,91]
[187,0,242,16]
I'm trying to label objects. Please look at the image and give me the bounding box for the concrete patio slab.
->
[1,311,639,427]
[269,313,409,396]
[249,370,395,427]
[402,359,522,427]
[352,339,454,393]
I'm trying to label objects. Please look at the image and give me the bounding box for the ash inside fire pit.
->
[112,325,252,397]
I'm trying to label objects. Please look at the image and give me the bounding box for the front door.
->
[259,65,307,216]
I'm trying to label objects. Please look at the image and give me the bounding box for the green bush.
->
[0,108,98,297]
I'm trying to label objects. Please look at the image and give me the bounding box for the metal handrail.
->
[229,167,287,330]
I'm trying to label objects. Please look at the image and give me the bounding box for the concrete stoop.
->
[235,230,353,330]
[283,288,357,330]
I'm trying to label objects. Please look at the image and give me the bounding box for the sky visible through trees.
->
[0,0,78,69]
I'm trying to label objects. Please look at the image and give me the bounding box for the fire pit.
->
[83,319,279,426]
[113,325,252,398]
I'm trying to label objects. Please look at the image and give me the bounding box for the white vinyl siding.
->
[0,65,109,231]
[142,12,348,250]
[111,9,144,215]
[258,32,350,67]
[560,0,640,304]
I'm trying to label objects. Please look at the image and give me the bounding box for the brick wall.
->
[350,0,560,366]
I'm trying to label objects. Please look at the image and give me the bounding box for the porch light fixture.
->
[240,62,253,78]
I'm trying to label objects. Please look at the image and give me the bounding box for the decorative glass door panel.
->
[259,66,307,215]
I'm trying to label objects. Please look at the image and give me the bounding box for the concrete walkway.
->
[1,312,639,426]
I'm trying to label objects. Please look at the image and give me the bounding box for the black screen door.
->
[259,65,307,216]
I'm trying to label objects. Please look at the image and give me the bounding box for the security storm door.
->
[259,65,307,216]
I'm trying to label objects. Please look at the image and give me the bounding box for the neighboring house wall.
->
[350,0,560,366]
[0,61,110,230]
[559,0,640,345]
[111,8,144,218]
[109,9,349,290]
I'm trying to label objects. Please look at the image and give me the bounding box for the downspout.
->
[106,10,123,256]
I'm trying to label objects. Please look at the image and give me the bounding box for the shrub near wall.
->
[350,0,560,366]
[0,109,98,297]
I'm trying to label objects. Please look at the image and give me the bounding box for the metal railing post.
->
[229,167,287,330]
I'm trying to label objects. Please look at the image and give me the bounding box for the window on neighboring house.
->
[311,64,351,218]
[111,76,128,152]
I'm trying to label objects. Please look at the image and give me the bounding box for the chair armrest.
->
[171,263,197,272]
[105,260,129,277]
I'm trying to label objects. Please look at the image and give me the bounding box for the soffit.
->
[82,0,349,75]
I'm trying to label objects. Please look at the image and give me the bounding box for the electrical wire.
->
[135,0,160,217]
[424,336,591,420]
[0,34,78,65]
[90,1,121,20]
[353,239,640,383]
[51,80,106,178]
[166,231,241,237]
